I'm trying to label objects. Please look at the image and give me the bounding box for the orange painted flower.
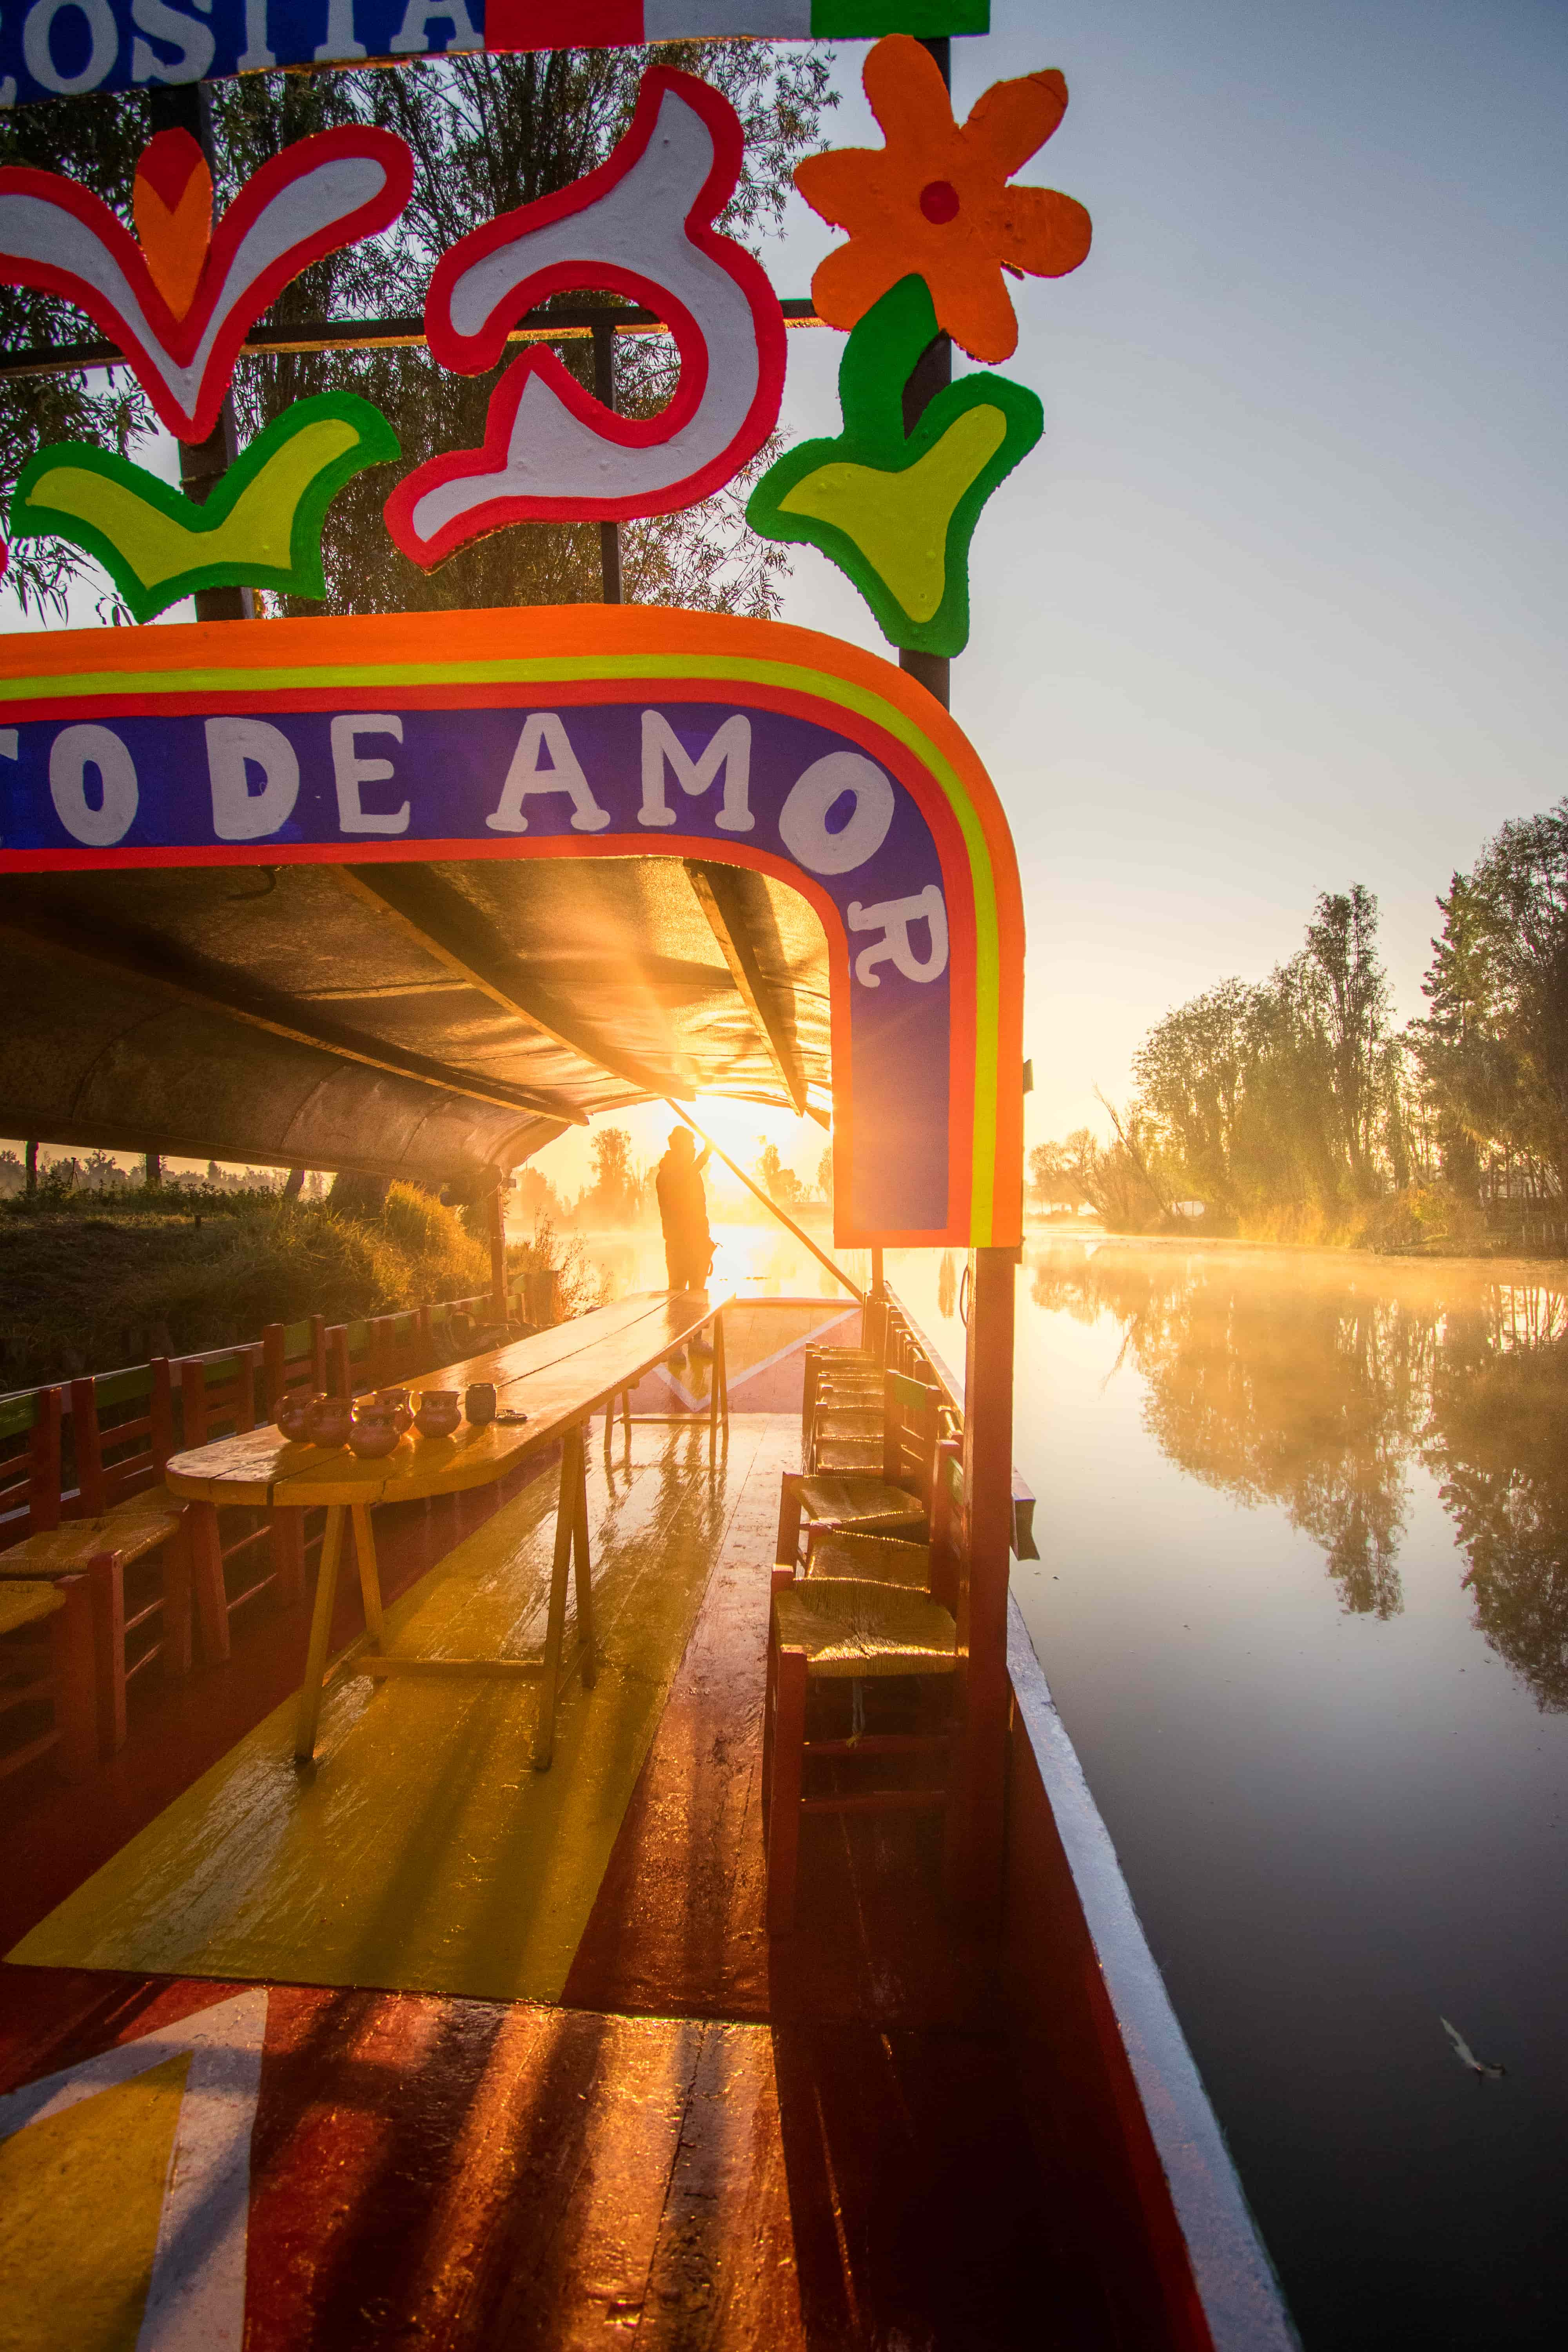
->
[795,34,1092,366]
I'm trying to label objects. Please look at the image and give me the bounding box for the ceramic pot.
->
[376,1387,414,1435]
[349,1410,401,1461]
[465,1382,498,1426]
[275,1391,312,1441]
[307,1395,353,1448]
[414,1390,462,1439]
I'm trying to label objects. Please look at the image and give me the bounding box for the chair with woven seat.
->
[801,1342,882,1441]
[0,1576,96,1782]
[0,1505,191,1757]
[0,1365,194,1753]
[778,1370,944,1564]
[805,1531,932,1588]
[807,1400,884,1473]
[762,1570,959,1932]
[803,1440,962,1601]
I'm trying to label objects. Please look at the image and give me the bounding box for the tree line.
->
[1031,797,1568,1243]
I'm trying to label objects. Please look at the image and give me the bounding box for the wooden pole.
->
[902,35,1015,1934]
[946,1245,1015,1931]
[487,1183,508,1323]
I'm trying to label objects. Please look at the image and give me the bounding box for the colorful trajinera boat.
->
[0,9,1299,2345]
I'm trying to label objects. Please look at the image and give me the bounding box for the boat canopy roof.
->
[0,606,1023,1246]
[0,847,830,1189]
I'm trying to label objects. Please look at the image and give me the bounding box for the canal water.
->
[903,1234,1568,2352]
[580,1222,1568,2348]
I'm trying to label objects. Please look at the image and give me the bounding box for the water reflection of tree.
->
[1032,1247,1431,1619]
[1033,1246,1568,1702]
[1423,1287,1568,1711]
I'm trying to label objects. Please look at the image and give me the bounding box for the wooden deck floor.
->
[0,1414,1122,2348]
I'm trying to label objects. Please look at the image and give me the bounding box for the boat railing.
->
[0,1280,538,1545]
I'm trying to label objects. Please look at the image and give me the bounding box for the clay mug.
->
[349,1408,401,1461]
[376,1387,414,1435]
[465,1382,498,1426]
[275,1390,312,1442]
[307,1394,352,1448]
[414,1389,462,1439]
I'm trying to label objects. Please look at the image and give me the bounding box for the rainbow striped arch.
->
[0,608,1023,1249]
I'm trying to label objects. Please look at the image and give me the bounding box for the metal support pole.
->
[591,319,623,605]
[147,83,253,624]
[945,1244,1015,1931]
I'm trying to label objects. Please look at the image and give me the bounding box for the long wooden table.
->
[164,1290,731,1769]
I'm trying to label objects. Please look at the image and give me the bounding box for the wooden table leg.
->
[708,1317,721,1464]
[570,1421,596,1691]
[532,1428,581,1773]
[714,1309,729,1440]
[189,1499,230,1665]
[350,1504,384,1650]
[294,1504,345,1764]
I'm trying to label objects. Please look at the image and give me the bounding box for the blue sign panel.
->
[0,0,486,111]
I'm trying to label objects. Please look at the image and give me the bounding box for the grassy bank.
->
[0,1183,489,1392]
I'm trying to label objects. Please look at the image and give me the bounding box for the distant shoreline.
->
[1022,1219,1568,1274]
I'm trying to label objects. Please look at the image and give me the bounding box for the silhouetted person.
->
[655,1127,715,1360]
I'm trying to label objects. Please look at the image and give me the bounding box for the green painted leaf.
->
[746,275,1043,658]
[9,392,400,625]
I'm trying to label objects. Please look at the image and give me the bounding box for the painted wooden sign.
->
[0,606,1024,1247]
[0,0,987,111]
[385,67,786,561]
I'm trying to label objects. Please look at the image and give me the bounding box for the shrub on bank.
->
[0,1181,488,1390]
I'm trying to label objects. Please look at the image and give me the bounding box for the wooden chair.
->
[778,1371,945,1563]
[262,1315,328,1417]
[178,1346,304,1661]
[762,1566,959,1933]
[0,1576,96,1782]
[807,1400,884,1473]
[0,1386,63,1550]
[804,1445,964,1610]
[801,1342,882,1441]
[0,1365,192,1753]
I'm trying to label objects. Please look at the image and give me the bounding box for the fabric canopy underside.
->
[0,855,831,1187]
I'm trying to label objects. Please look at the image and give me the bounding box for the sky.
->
[7,0,1567,1191]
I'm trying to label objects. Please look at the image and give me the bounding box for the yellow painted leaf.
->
[26,416,361,593]
[779,402,1007,623]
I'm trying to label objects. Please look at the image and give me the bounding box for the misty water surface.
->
[579,1223,1568,2348]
